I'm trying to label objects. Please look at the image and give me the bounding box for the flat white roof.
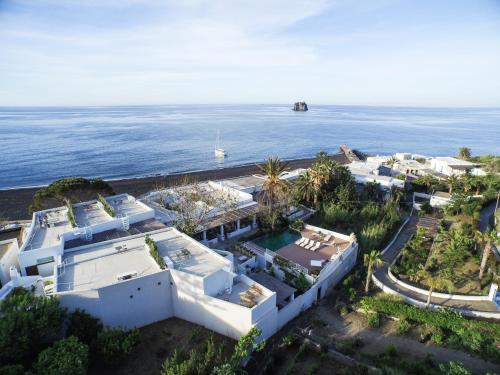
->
[434,157,476,167]
[107,194,150,217]
[26,208,72,250]
[57,233,161,292]
[154,229,230,277]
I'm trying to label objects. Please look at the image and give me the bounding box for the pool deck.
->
[259,228,351,272]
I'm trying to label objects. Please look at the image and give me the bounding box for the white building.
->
[0,189,358,341]
[348,162,405,190]
[430,157,477,176]
[141,181,261,246]
[17,194,155,277]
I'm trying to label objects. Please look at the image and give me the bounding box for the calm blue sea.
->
[0,105,499,190]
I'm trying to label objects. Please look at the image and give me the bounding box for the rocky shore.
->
[0,153,349,220]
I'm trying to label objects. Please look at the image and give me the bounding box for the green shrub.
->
[430,328,444,345]
[281,333,295,347]
[34,336,88,375]
[335,302,349,316]
[397,318,411,335]
[92,328,139,365]
[366,312,380,328]
[293,272,310,293]
[0,288,66,365]
[97,194,115,217]
[359,295,500,360]
[30,177,113,213]
[289,219,305,232]
[65,199,77,228]
[145,235,166,269]
[67,309,103,346]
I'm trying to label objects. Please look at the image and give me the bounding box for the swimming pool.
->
[253,230,301,252]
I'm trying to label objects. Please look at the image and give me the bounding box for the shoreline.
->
[0,153,350,220]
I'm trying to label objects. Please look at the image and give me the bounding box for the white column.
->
[203,230,207,241]
[236,219,241,231]
[252,215,257,228]
[220,225,224,237]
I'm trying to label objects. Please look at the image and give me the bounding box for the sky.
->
[1,0,500,107]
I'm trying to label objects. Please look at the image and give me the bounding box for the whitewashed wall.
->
[0,239,20,286]
[59,271,173,329]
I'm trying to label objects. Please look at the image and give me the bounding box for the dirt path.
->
[314,304,500,375]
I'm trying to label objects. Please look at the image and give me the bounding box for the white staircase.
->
[121,215,130,231]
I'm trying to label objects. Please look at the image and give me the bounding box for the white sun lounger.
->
[305,241,315,250]
[300,238,311,247]
[324,234,332,242]
[311,242,321,251]
[296,238,307,246]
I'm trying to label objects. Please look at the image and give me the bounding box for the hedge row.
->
[97,194,116,218]
[145,235,166,269]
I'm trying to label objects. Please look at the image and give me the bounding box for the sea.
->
[0,105,499,190]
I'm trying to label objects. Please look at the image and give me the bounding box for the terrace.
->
[154,229,230,277]
[107,194,149,217]
[74,202,110,227]
[252,226,352,273]
[25,208,72,250]
[214,276,273,308]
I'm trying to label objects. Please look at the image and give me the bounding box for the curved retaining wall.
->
[387,266,497,302]
[372,273,500,319]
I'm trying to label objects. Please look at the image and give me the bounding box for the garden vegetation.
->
[0,288,139,374]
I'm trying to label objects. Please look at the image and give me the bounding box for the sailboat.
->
[214,129,227,157]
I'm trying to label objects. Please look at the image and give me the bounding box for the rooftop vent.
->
[117,271,138,281]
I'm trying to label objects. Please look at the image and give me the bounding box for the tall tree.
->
[364,250,383,293]
[458,147,472,161]
[445,175,460,195]
[308,162,331,206]
[258,157,289,213]
[477,229,499,280]
[295,170,315,205]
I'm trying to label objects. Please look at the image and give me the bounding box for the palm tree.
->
[308,162,331,206]
[416,268,453,307]
[386,156,398,175]
[477,229,499,280]
[364,250,383,293]
[425,276,453,307]
[460,171,474,194]
[420,174,437,194]
[295,170,315,205]
[445,175,460,195]
[258,157,289,213]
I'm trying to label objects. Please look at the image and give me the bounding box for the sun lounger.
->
[305,241,315,250]
[300,238,310,247]
[311,242,321,251]
[324,234,331,242]
[296,238,306,246]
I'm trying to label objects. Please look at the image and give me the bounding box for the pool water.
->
[253,230,301,252]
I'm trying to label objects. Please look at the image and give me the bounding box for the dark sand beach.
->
[0,153,349,220]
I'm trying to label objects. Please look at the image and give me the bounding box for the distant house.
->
[430,157,477,176]
[347,161,405,190]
